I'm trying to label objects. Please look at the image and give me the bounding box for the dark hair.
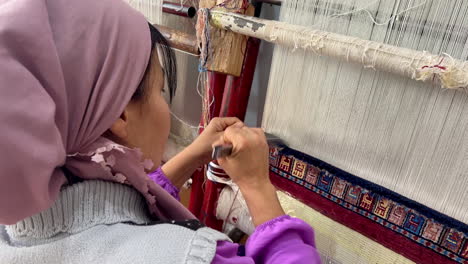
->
[132,23,177,103]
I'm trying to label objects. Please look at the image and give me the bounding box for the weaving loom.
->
[125,0,467,263]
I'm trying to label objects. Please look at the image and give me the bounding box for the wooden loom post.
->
[220,38,261,119]
[199,38,261,230]
[188,73,226,217]
[189,0,257,228]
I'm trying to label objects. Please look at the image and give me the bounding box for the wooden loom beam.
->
[208,10,468,90]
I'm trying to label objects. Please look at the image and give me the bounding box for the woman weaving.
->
[0,0,320,263]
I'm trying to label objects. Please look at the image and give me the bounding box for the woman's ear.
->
[109,109,130,140]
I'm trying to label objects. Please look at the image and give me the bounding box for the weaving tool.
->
[211,132,286,159]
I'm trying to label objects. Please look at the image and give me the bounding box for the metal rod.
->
[208,10,468,90]
[162,1,196,18]
[154,25,199,56]
[254,0,282,5]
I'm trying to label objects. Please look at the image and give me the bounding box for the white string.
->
[174,48,200,57]
[263,0,468,223]
[170,111,202,130]
[206,163,230,183]
[207,161,226,171]
[294,0,429,31]
[331,0,427,26]
[262,1,468,261]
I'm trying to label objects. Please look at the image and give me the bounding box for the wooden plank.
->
[199,0,254,76]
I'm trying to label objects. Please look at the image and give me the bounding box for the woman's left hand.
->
[189,117,244,165]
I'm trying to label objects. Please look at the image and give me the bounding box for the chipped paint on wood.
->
[197,1,254,76]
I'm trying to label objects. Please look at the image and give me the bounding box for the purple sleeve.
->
[147,168,180,201]
[213,215,321,264]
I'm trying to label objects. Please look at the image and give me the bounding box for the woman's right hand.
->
[215,126,270,190]
[214,125,285,226]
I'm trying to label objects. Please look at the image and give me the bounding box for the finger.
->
[232,121,245,128]
[223,125,240,142]
[213,117,243,131]
[250,127,262,132]
[211,137,227,148]
[222,125,247,146]
[217,156,228,167]
[222,117,242,125]
[239,127,263,139]
[251,128,265,137]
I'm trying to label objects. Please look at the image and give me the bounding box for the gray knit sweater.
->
[0,180,230,263]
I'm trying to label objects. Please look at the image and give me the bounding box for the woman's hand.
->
[161,117,242,189]
[189,117,243,165]
[215,126,270,189]
[215,126,285,226]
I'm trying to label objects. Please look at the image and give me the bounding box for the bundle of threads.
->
[195,8,210,73]
[195,0,250,73]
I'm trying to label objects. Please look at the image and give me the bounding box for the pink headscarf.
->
[0,0,194,224]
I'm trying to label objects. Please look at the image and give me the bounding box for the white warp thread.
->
[263,0,468,223]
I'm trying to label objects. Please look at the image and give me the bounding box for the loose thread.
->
[170,111,202,130]
[331,0,427,27]
[223,188,241,229]
[196,8,210,73]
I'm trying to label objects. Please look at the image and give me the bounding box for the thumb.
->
[212,137,227,148]
[232,122,244,128]
[214,117,244,131]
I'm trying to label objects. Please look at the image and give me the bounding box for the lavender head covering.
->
[0,0,194,224]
